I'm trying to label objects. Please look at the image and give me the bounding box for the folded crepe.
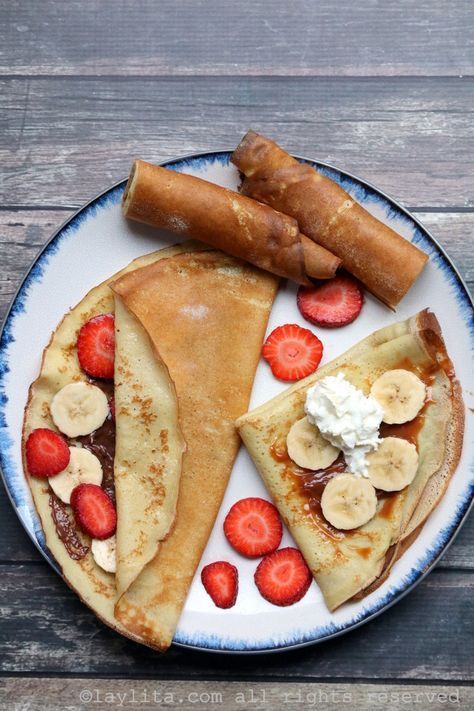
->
[22,244,190,643]
[111,250,278,650]
[122,159,341,283]
[236,311,464,610]
[232,130,429,308]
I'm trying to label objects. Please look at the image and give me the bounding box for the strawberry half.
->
[25,428,70,478]
[224,497,282,558]
[262,324,323,381]
[77,313,115,379]
[70,483,117,539]
[254,547,312,606]
[297,275,363,328]
[201,561,238,609]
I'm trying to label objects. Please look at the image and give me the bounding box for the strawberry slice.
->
[25,428,70,478]
[77,313,115,379]
[224,497,282,558]
[254,547,312,606]
[70,483,117,539]
[297,275,363,328]
[201,561,238,609]
[262,324,323,381]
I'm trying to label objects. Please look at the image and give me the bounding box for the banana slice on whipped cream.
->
[321,473,377,530]
[287,416,340,470]
[370,369,426,424]
[51,381,109,437]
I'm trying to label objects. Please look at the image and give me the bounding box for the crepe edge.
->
[111,294,187,601]
[20,242,205,651]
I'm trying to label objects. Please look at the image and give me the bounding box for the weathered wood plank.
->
[0,678,470,711]
[1,0,473,77]
[1,77,474,209]
[0,565,472,678]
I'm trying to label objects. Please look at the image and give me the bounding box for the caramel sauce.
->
[270,436,290,463]
[269,345,450,548]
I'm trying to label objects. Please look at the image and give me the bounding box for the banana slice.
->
[48,446,103,504]
[287,416,340,470]
[91,535,116,574]
[321,473,377,530]
[366,436,418,492]
[370,369,426,424]
[51,381,109,437]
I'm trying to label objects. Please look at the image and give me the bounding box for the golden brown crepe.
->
[122,159,341,283]
[236,311,464,610]
[21,244,193,644]
[113,296,185,598]
[232,130,429,308]
[111,250,279,650]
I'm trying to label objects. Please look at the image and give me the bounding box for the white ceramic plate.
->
[1,151,473,653]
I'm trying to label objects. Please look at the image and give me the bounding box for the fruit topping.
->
[320,473,377,530]
[370,369,426,424]
[366,436,419,492]
[254,547,312,606]
[201,561,238,609]
[286,416,340,470]
[262,324,323,381]
[50,381,109,438]
[48,446,103,504]
[77,313,115,379]
[25,428,70,478]
[297,275,363,328]
[224,497,282,558]
[91,535,117,573]
[70,483,117,539]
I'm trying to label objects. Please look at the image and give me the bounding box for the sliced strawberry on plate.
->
[25,428,70,478]
[262,323,323,381]
[70,483,117,539]
[77,313,115,379]
[201,561,238,609]
[254,547,312,606]
[224,497,282,558]
[297,275,363,328]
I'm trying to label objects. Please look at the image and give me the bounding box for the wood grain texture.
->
[1,77,474,209]
[0,566,473,678]
[0,678,470,710]
[1,0,473,77]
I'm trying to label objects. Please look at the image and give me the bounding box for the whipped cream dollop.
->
[304,372,384,476]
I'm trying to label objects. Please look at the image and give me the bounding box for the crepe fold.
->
[22,245,192,645]
[232,130,429,308]
[236,311,464,611]
[111,250,278,650]
[122,159,341,284]
[113,296,185,598]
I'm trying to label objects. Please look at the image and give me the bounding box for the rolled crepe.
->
[122,159,341,284]
[232,130,429,308]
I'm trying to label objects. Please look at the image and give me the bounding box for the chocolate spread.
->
[49,494,89,560]
[50,378,116,558]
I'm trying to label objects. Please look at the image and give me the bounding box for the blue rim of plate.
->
[0,149,473,655]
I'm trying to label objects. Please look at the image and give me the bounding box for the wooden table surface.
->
[1,2,473,709]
